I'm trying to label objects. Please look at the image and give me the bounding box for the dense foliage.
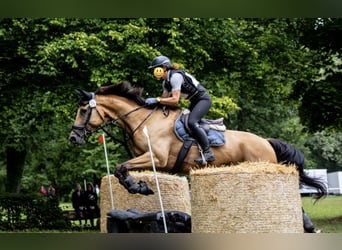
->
[0,18,341,200]
[0,193,69,230]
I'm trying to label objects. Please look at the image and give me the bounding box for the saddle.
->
[171,109,226,174]
[174,109,226,146]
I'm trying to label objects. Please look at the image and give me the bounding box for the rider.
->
[146,55,215,164]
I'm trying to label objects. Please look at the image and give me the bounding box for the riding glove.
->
[145,97,158,106]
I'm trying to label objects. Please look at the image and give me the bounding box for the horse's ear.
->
[75,89,92,100]
[75,89,82,96]
[75,89,93,105]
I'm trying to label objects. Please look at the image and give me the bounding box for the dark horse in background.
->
[69,81,327,233]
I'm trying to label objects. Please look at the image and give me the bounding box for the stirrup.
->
[194,154,207,165]
[194,149,215,165]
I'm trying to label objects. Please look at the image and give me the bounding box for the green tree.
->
[0,18,165,194]
[294,18,342,132]
[305,131,342,171]
[227,19,317,137]
[299,72,342,132]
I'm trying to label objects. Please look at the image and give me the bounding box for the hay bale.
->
[190,162,303,233]
[100,171,191,233]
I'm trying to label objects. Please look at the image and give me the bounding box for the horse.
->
[69,81,326,232]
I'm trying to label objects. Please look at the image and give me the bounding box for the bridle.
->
[71,92,158,145]
[71,92,106,140]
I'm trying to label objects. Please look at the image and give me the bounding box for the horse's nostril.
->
[69,135,77,143]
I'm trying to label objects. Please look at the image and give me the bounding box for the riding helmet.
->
[148,55,172,69]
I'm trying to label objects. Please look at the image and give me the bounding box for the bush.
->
[0,193,70,231]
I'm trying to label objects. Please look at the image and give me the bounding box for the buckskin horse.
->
[69,81,326,232]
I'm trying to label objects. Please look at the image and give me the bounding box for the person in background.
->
[71,183,86,227]
[40,185,47,196]
[84,182,100,228]
[47,185,58,202]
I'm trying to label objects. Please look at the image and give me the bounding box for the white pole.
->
[142,126,168,233]
[84,179,86,191]
[102,133,115,210]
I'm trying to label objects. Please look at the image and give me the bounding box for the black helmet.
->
[148,55,172,69]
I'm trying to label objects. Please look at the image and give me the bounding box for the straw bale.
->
[100,171,191,233]
[190,162,303,233]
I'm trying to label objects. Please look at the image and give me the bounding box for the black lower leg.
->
[302,208,315,233]
[190,124,210,150]
[191,125,215,164]
[114,165,154,195]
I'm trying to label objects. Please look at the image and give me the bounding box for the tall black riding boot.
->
[191,125,215,164]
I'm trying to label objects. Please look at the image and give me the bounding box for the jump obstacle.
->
[100,171,191,233]
[101,162,304,233]
[190,162,304,233]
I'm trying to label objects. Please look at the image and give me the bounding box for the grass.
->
[301,195,342,233]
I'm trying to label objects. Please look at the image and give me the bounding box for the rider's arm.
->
[159,90,181,106]
[158,73,182,106]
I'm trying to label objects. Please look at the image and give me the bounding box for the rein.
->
[98,105,157,159]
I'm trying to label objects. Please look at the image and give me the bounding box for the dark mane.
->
[95,81,145,106]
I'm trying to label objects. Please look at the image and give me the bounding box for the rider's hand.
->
[145,97,158,107]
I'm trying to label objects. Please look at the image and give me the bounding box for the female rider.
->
[146,55,215,164]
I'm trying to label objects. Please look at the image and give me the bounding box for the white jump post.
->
[142,126,168,233]
[99,133,115,210]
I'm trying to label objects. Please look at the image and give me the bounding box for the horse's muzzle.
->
[69,130,86,145]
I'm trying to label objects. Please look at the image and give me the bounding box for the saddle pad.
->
[174,115,225,147]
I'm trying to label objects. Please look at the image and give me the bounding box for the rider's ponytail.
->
[170,63,180,70]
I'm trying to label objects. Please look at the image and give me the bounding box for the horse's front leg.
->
[113,152,164,195]
[114,163,154,195]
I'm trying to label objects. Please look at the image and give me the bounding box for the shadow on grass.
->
[313,215,342,233]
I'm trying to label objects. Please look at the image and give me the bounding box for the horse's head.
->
[69,81,149,145]
[69,89,104,145]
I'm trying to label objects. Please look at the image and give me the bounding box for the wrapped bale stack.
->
[190,162,303,233]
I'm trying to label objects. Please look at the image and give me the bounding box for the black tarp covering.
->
[107,208,191,233]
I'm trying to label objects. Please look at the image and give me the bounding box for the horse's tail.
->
[298,169,327,202]
[267,138,327,202]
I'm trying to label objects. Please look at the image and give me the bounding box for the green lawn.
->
[301,195,342,233]
[59,202,73,211]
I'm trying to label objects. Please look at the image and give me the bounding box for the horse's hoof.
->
[138,180,154,195]
[145,188,154,195]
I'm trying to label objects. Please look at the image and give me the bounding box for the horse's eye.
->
[80,108,88,116]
